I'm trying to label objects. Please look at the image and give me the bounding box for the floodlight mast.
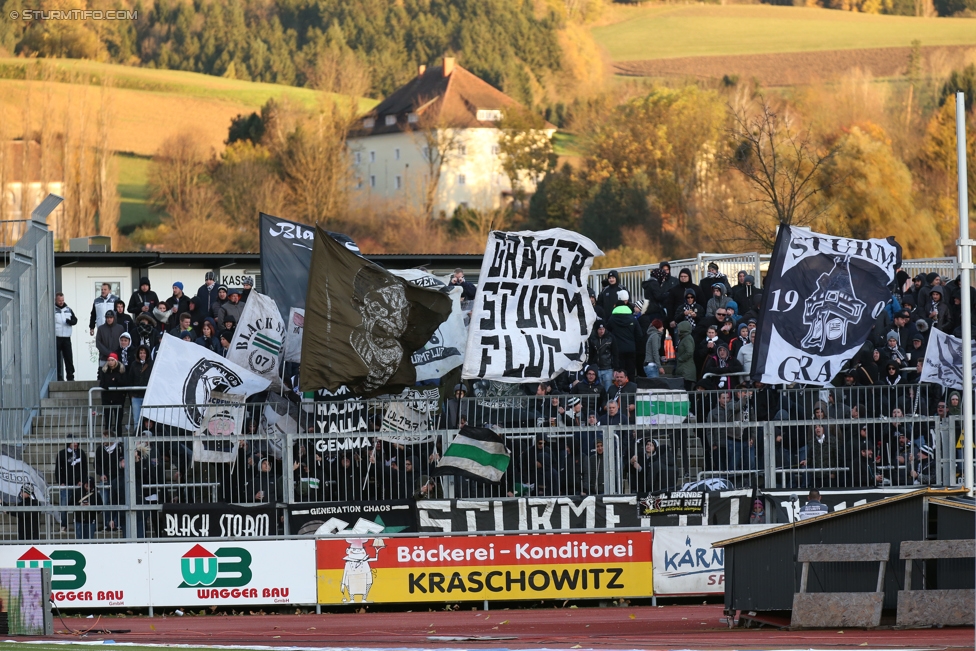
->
[955,92,973,495]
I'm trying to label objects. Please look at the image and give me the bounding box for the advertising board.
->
[651,525,775,595]
[316,532,652,604]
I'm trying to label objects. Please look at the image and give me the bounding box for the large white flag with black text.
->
[751,226,901,386]
[920,327,976,390]
[391,269,467,381]
[228,291,285,388]
[143,334,271,431]
[462,229,602,381]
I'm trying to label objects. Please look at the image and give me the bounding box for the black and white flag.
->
[462,229,602,381]
[391,269,467,381]
[921,327,976,390]
[228,291,285,389]
[752,226,901,386]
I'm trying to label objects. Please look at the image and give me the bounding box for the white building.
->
[347,58,555,217]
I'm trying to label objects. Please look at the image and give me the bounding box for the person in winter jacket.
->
[99,353,128,434]
[582,438,605,496]
[588,322,617,389]
[674,289,705,329]
[196,318,221,352]
[736,327,755,374]
[606,290,643,381]
[644,319,665,377]
[95,311,126,364]
[702,344,743,391]
[667,268,704,324]
[698,262,731,299]
[115,332,135,367]
[153,298,177,334]
[924,287,952,333]
[674,321,697,389]
[572,366,608,415]
[218,289,246,325]
[705,283,731,317]
[168,282,191,316]
[94,431,124,532]
[55,440,88,531]
[599,271,623,320]
[629,439,673,494]
[195,272,219,324]
[730,274,757,311]
[89,282,119,334]
[210,285,229,321]
[128,277,159,319]
[54,292,78,381]
[449,268,477,301]
[112,299,134,338]
[127,345,153,426]
[241,276,254,303]
[641,262,677,322]
[134,313,160,357]
[168,312,196,339]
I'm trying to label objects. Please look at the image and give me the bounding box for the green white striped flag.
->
[635,389,689,425]
[432,425,511,483]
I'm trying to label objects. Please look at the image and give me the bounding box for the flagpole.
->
[955,91,974,495]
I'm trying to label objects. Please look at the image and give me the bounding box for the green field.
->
[591,5,976,61]
[117,153,156,234]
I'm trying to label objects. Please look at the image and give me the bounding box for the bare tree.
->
[718,96,838,251]
[409,100,465,219]
[497,107,553,203]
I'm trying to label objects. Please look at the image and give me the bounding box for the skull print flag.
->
[751,226,901,386]
[300,224,453,397]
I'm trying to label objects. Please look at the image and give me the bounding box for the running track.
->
[46,605,975,649]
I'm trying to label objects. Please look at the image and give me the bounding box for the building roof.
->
[712,488,968,548]
[354,58,553,136]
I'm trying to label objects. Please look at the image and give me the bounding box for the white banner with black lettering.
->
[752,226,901,386]
[283,308,305,364]
[142,334,271,431]
[379,387,440,441]
[228,291,285,389]
[462,229,602,381]
[391,269,467,381]
[920,327,976,390]
[653,525,775,595]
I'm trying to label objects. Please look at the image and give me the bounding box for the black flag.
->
[259,213,359,321]
[751,225,901,386]
[300,224,452,397]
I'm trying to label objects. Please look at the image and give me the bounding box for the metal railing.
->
[0,194,62,418]
[0,384,969,542]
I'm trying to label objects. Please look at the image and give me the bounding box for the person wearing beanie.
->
[588,320,617,389]
[642,262,677,322]
[128,277,159,319]
[241,276,254,303]
[218,330,233,357]
[113,298,134,337]
[730,274,755,314]
[667,268,703,327]
[218,289,245,325]
[605,289,642,381]
[95,310,126,364]
[882,330,907,367]
[209,285,229,321]
[168,282,191,316]
[599,270,623,319]
[195,271,219,323]
[99,351,127,434]
[698,262,730,300]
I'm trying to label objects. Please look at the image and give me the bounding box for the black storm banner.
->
[259,212,360,322]
[752,226,901,386]
[160,503,277,538]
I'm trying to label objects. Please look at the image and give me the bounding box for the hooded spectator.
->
[924,287,951,333]
[195,272,219,322]
[674,320,697,390]
[599,270,623,319]
[705,282,731,317]
[210,285,229,320]
[675,289,704,328]
[644,319,665,377]
[96,310,126,364]
[115,332,134,367]
[641,262,677,322]
[667,268,704,324]
[127,345,153,425]
[113,299,134,337]
[698,262,731,299]
[134,313,160,355]
[128,277,159,319]
[219,289,245,325]
[730,274,756,311]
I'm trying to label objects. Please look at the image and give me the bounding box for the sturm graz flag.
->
[752,226,901,386]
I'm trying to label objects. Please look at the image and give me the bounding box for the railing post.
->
[282,429,295,535]
[763,421,776,489]
[604,426,618,494]
[125,438,137,539]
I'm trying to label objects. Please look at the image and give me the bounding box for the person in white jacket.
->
[54,293,78,381]
[736,328,755,377]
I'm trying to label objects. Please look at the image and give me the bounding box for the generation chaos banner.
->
[315,532,652,604]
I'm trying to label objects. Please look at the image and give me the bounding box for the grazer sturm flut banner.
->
[259,213,359,323]
[228,291,285,389]
[462,229,602,382]
[0,544,150,608]
[416,496,640,532]
[301,224,453,397]
[149,541,316,606]
[652,526,774,595]
[920,327,976,390]
[315,532,652,604]
[142,334,271,431]
[391,269,467,382]
[160,503,278,538]
[751,226,901,386]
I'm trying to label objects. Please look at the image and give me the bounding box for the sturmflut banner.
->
[920,327,976,390]
[143,334,271,431]
[391,269,467,382]
[462,229,602,382]
[752,226,901,386]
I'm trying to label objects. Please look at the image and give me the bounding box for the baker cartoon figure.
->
[340,537,385,602]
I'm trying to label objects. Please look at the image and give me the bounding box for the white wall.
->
[147,267,211,305]
[59,266,132,381]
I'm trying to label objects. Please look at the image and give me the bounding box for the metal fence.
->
[0,383,968,542]
[0,194,62,417]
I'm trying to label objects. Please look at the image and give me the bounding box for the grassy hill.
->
[0,58,377,234]
[591,5,976,62]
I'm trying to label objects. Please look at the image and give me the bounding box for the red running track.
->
[43,605,975,649]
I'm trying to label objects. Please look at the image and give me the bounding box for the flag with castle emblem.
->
[751,226,901,387]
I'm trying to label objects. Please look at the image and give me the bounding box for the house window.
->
[491,145,500,156]
[422,146,430,161]
[395,175,402,190]
[385,115,397,126]
[356,179,363,189]
[457,144,467,156]
[369,175,376,188]
[395,148,400,160]
[477,109,502,122]
[457,174,466,186]
[408,113,419,123]
[363,118,375,129]
[369,151,376,163]
[354,152,362,165]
